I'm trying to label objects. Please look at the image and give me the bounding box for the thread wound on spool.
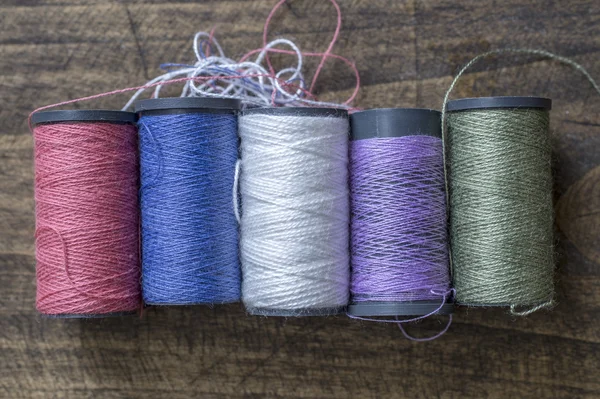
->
[33,110,141,317]
[446,96,555,310]
[239,107,350,316]
[348,108,452,317]
[137,97,241,305]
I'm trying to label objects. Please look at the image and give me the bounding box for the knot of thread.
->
[34,122,141,315]
[239,114,350,314]
[350,136,451,302]
[139,113,240,304]
[448,109,554,307]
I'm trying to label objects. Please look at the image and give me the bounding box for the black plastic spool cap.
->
[135,97,241,115]
[242,106,348,118]
[31,110,137,126]
[446,96,552,112]
[350,108,442,140]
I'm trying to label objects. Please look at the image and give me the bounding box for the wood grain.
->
[1,0,599,398]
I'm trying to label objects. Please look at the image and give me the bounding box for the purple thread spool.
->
[348,108,453,318]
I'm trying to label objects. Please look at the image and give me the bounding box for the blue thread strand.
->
[138,112,240,304]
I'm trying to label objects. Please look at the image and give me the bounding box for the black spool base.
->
[246,305,346,317]
[144,299,240,306]
[454,300,550,308]
[347,300,454,317]
[455,302,510,307]
[40,311,137,319]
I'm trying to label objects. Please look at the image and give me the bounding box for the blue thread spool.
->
[135,97,241,305]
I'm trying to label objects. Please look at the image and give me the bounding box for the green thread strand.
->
[447,109,554,307]
[441,48,600,208]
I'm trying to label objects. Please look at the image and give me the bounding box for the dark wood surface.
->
[1,0,599,398]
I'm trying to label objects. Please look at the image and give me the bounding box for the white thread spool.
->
[239,108,350,316]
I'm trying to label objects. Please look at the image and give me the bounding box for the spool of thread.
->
[347,109,453,318]
[446,96,555,314]
[32,110,141,317]
[135,97,241,305]
[239,107,350,316]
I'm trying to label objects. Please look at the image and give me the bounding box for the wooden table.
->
[1,1,599,397]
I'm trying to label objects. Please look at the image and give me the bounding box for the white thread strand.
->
[122,32,354,111]
[239,113,350,314]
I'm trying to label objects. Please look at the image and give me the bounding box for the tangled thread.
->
[122,0,359,110]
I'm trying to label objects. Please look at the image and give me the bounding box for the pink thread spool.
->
[32,110,141,317]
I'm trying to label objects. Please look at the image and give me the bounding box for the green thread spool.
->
[446,97,554,314]
[439,49,600,316]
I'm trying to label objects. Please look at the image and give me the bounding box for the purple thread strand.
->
[398,314,453,342]
[350,135,451,303]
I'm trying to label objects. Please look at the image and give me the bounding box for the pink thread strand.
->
[242,0,359,105]
[29,74,322,128]
[29,0,359,119]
